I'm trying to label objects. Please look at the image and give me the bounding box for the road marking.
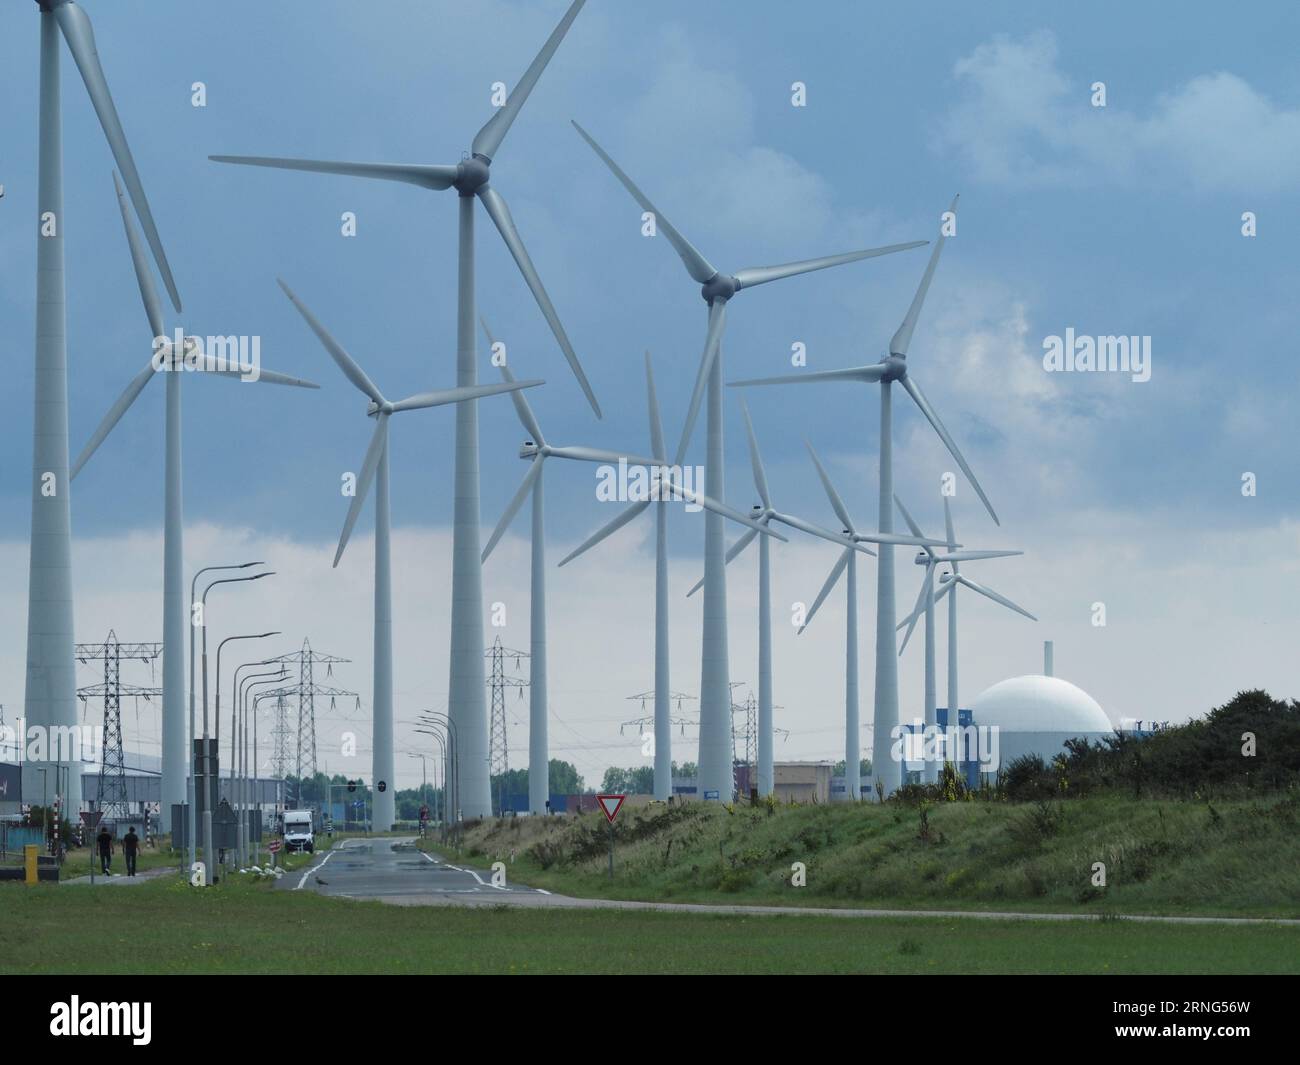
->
[294,847,339,891]
[536,889,551,895]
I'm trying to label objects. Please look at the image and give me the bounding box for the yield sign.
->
[596,794,625,823]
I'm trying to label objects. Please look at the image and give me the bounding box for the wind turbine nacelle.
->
[914,550,929,565]
[154,335,202,368]
[940,570,955,583]
[519,440,540,459]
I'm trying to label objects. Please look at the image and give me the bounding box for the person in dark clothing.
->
[122,827,140,877]
[96,827,113,875]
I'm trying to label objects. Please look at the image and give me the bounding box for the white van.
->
[282,809,315,853]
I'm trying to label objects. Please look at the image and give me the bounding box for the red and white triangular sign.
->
[596,794,625,823]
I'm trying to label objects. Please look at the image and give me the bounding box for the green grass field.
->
[5,875,1299,974]
[426,792,1300,918]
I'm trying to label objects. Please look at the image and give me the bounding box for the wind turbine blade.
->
[932,550,1024,563]
[571,120,717,284]
[898,561,934,656]
[477,184,601,417]
[686,526,759,597]
[856,532,951,548]
[738,398,771,510]
[482,459,545,563]
[55,1,181,312]
[897,574,954,631]
[278,280,384,404]
[557,500,650,567]
[210,156,459,190]
[110,172,164,340]
[799,548,850,634]
[729,364,886,388]
[957,575,1037,621]
[644,351,666,462]
[196,357,319,389]
[70,358,157,479]
[661,475,786,542]
[334,415,388,567]
[491,358,546,444]
[734,241,927,291]
[770,512,874,556]
[673,298,726,465]
[890,195,958,357]
[893,494,931,545]
[548,446,661,466]
[899,374,999,525]
[391,379,542,413]
[472,0,588,160]
[804,441,855,536]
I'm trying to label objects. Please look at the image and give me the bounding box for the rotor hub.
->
[454,155,491,196]
[700,274,739,304]
[879,354,908,382]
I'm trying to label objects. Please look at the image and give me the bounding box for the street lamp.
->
[416,710,458,842]
[213,630,279,878]
[188,562,264,875]
[241,673,288,864]
[250,687,288,866]
[236,667,288,864]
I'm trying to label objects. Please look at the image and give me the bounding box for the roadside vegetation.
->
[423,691,1300,917]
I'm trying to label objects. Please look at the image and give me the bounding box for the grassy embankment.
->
[420,791,1300,918]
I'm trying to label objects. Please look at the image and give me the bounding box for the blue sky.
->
[1,1,1298,787]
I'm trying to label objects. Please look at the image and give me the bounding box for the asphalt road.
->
[278,836,551,901]
[277,837,1300,926]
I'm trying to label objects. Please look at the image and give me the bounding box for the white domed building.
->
[969,643,1115,777]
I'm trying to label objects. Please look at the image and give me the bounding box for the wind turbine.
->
[481,327,776,813]
[27,0,182,819]
[71,177,318,826]
[211,0,595,817]
[683,401,940,796]
[572,120,926,801]
[732,195,996,798]
[557,355,786,800]
[894,494,1023,783]
[794,443,949,800]
[278,287,541,832]
[897,496,1035,778]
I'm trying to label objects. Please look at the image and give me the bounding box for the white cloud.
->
[939,31,1300,193]
[1,504,1294,795]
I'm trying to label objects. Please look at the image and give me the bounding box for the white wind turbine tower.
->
[278,286,541,832]
[683,401,935,796]
[894,494,1023,783]
[898,496,1035,775]
[557,354,786,800]
[573,121,925,801]
[211,0,596,817]
[794,444,949,799]
[481,330,775,813]
[27,0,183,819]
[732,195,998,798]
[72,178,318,826]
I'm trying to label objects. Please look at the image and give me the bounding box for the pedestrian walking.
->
[122,826,141,877]
[96,825,114,875]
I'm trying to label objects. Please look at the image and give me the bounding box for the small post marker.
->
[596,794,625,879]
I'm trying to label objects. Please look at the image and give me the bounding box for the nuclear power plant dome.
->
[971,675,1114,735]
